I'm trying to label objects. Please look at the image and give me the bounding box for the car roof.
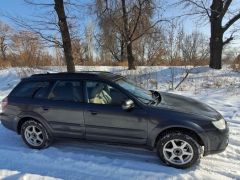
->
[26,71,123,81]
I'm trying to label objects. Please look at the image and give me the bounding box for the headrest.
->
[90,83,105,98]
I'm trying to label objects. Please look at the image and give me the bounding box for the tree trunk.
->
[126,42,135,69]
[209,0,223,69]
[54,0,75,72]
[0,46,7,61]
[121,0,136,70]
[209,34,223,69]
[0,37,7,61]
[120,34,125,61]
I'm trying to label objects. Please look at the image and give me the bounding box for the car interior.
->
[86,82,127,105]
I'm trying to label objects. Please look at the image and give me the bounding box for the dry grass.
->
[0,60,11,69]
[231,56,240,72]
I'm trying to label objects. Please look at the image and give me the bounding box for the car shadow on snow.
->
[0,124,198,179]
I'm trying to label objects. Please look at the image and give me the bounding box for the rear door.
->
[84,80,148,144]
[39,80,85,138]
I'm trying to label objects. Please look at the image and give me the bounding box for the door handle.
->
[42,106,49,111]
[88,110,98,115]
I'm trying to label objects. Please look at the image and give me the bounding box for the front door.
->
[84,81,148,144]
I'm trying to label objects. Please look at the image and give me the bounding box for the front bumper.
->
[201,125,229,156]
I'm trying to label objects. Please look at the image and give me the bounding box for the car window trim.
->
[47,79,84,103]
[83,79,133,106]
[32,81,55,99]
[10,80,52,99]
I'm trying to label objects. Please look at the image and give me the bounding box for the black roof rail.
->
[78,71,113,74]
[28,71,120,80]
[30,71,113,76]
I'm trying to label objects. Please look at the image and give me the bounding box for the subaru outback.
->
[0,71,229,168]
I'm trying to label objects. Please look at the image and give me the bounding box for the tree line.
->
[0,0,239,72]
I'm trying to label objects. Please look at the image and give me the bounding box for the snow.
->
[0,66,239,179]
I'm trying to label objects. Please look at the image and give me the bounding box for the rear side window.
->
[11,81,50,99]
[48,81,83,102]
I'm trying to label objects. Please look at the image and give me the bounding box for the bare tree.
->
[164,20,182,90]
[96,0,165,69]
[179,0,240,69]
[173,30,210,89]
[96,0,126,62]
[71,38,85,65]
[133,26,165,65]
[6,0,79,72]
[180,31,209,66]
[0,21,11,61]
[163,20,209,90]
[9,31,45,66]
[85,22,94,61]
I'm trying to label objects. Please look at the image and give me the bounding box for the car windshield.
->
[115,78,155,104]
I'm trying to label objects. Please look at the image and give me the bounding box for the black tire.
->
[157,132,201,169]
[21,120,52,149]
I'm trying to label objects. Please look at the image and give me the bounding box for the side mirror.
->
[122,99,134,110]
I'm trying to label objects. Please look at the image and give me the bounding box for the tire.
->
[156,132,201,169]
[21,120,52,149]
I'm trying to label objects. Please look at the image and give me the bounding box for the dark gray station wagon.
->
[1,71,229,168]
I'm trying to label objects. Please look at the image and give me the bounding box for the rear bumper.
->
[201,126,229,156]
[0,112,16,131]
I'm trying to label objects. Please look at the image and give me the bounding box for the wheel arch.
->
[17,115,52,136]
[152,126,205,149]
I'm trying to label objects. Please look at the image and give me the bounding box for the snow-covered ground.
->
[0,66,239,179]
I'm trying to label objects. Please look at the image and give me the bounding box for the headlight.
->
[212,118,226,130]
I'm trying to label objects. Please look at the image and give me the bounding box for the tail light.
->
[1,97,8,111]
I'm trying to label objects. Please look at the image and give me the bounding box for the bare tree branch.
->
[129,0,144,39]
[5,15,63,47]
[24,0,54,6]
[223,12,240,32]
[131,19,169,42]
[178,0,210,18]
[223,35,233,46]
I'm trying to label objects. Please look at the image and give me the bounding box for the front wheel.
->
[21,120,52,149]
[157,132,201,169]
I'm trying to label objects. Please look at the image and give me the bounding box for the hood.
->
[157,92,221,120]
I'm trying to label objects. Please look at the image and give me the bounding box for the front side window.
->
[11,81,50,99]
[48,81,83,102]
[85,81,127,105]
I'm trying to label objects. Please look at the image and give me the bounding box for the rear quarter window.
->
[48,80,83,102]
[11,81,50,99]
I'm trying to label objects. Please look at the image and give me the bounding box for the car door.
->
[39,80,85,138]
[84,80,148,144]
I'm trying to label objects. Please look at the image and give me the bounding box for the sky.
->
[0,0,208,33]
[0,0,93,33]
[0,0,239,50]
[0,0,38,21]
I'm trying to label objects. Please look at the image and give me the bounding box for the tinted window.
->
[49,81,83,102]
[85,81,127,105]
[11,81,50,99]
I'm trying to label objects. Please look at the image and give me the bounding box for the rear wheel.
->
[157,132,201,169]
[21,120,52,149]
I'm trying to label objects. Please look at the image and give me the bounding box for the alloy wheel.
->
[24,125,44,147]
[163,139,194,165]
